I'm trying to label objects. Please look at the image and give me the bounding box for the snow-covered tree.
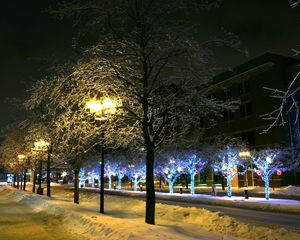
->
[81,155,101,188]
[212,146,243,197]
[79,168,87,188]
[24,79,62,198]
[0,123,36,191]
[180,153,206,195]
[260,1,300,133]
[105,161,116,190]
[251,149,286,200]
[50,0,239,225]
[104,151,129,190]
[26,76,105,203]
[0,131,24,188]
[22,122,54,195]
[110,161,127,190]
[289,0,300,8]
[126,160,146,191]
[157,157,184,194]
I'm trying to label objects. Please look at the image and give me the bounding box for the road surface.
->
[155,199,300,230]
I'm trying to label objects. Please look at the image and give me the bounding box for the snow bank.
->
[105,189,300,214]
[275,185,300,196]
[3,186,300,240]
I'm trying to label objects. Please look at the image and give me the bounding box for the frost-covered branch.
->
[261,70,300,133]
[251,149,286,200]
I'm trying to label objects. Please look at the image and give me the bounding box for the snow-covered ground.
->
[78,186,300,214]
[154,191,300,213]
[271,185,300,196]
[1,186,300,240]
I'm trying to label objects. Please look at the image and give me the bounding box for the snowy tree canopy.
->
[212,145,244,197]
[261,1,300,132]
[34,0,238,224]
[251,148,287,200]
[156,155,184,194]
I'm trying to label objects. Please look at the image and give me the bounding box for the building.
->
[205,52,300,187]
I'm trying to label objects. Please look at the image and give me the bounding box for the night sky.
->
[0,0,299,128]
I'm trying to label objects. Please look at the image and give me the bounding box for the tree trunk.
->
[13,174,16,188]
[168,181,174,194]
[32,171,37,193]
[23,170,27,191]
[226,178,232,197]
[108,176,112,189]
[118,177,122,190]
[159,176,162,189]
[74,168,80,204]
[46,148,52,197]
[185,174,189,189]
[190,174,195,195]
[17,175,19,189]
[134,177,138,191]
[264,177,270,200]
[20,174,23,190]
[38,159,43,189]
[145,141,155,225]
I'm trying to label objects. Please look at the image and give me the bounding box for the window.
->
[240,102,252,118]
[242,131,255,146]
[229,110,234,120]
[221,88,233,101]
[238,80,250,95]
[207,114,216,126]
[222,110,234,122]
[200,118,204,128]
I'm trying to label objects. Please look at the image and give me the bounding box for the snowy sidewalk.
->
[81,188,300,214]
[3,186,300,240]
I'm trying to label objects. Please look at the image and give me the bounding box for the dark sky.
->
[0,0,299,127]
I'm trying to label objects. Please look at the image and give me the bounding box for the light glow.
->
[266,156,272,164]
[17,154,26,160]
[34,139,49,150]
[239,151,250,159]
[86,99,102,113]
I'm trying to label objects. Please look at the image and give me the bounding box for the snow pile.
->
[275,185,300,196]
[4,187,300,240]
[243,185,300,197]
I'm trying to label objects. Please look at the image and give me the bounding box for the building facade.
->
[205,52,300,187]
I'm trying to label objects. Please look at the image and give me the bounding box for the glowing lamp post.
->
[86,97,118,214]
[33,139,50,196]
[239,150,251,199]
[239,150,251,187]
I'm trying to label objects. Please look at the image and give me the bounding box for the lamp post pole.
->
[33,140,50,195]
[37,159,43,195]
[46,147,52,197]
[239,151,250,199]
[86,97,118,214]
[100,129,105,214]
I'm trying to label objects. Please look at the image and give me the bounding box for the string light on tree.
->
[251,149,285,200]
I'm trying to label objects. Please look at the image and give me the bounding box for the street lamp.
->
[239,150,254,187]
[32,139,50,195]
[17,154,26,160]
[239,150,251,199]
[86,97,118,214]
